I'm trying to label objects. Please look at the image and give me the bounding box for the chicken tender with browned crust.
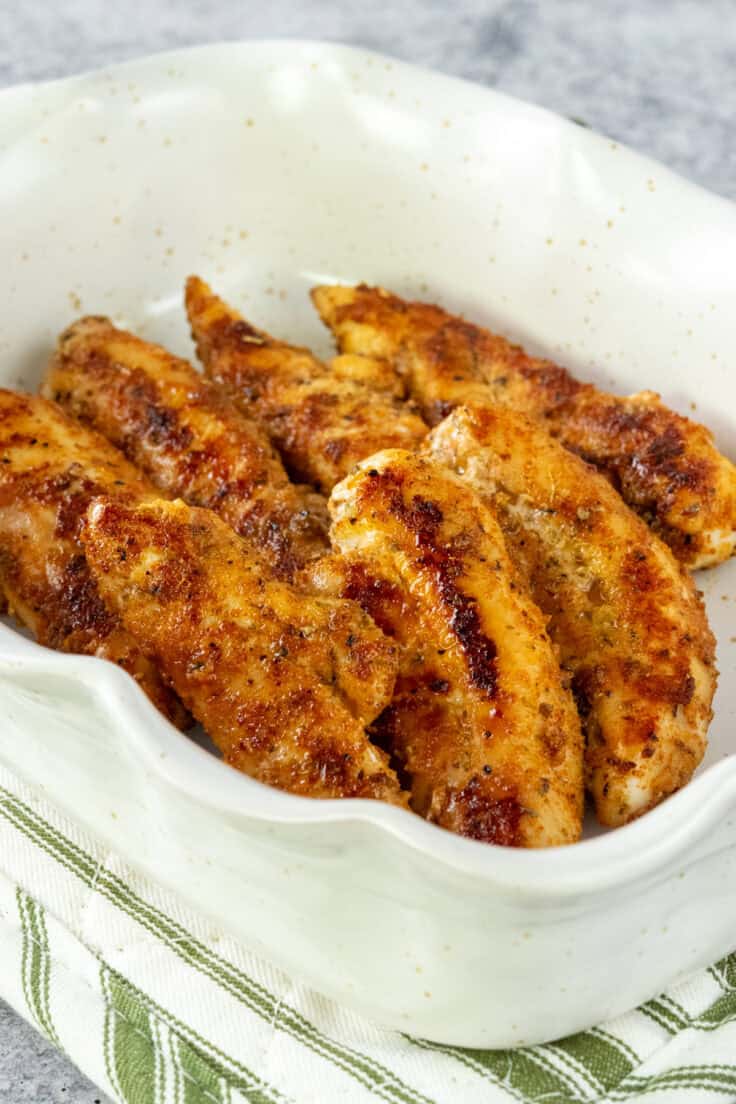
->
[185,276,427,492]
[427,405,717,826]
[0,390,187,727]
[313,284,736,569]
[82,496,405,803]
[44,317,328,579]
[308,449,583,847]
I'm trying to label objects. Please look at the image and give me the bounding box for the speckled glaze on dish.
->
[1,40,735,1048]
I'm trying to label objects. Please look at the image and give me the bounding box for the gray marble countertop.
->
[0,1,733,1100]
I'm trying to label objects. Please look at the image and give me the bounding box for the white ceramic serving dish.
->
[1,40,735,1048]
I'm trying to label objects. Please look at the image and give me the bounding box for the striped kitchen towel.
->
[2,760,736,1104]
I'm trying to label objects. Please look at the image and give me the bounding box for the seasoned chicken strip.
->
[0,390,187,727]
[44,317,328,579]
[427,405,717,826]
[82,496,405,803]
[185,276,427,492]
[308,449,583,847]
[313,284,736,569]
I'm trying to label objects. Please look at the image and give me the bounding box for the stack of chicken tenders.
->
[0,275,731,847]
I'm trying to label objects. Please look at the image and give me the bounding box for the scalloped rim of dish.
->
[1,38,733,895]
[2,617,733,896]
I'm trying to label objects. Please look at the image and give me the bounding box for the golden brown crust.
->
[427,405,717,826]
[44,317,329,579]
[313,284,736,568]
[185,277,427,492]
[82,496,406,804]
[309,450,583,847]
[0,389,188,727]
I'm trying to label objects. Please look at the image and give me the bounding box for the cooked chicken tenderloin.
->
[82,495,405,804]
[312,284,736,569]
[185,276,427,492]
[0,389,187,727]
[309,449,584,847]
[44,317,329,579]
[426,405,717,826]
